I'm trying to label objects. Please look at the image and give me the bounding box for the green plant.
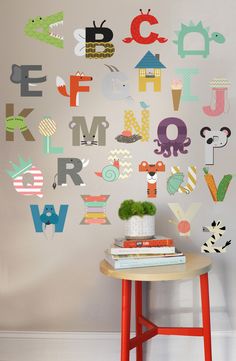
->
[118,199,156,220]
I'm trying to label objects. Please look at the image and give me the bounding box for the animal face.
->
[147,172,157,184]
[74,71,93,81]
[211,32,225,44]
[81,134,97,146]
[24,12,64,48]
[139,161,165,173]
[69,116,109,146]
[40,204,59,225]
[102,65,131,100]
[200,126,231,164]
[10,64,47,96]
[200,127,231,146]
[112,78,128,94]
[203,220,226,233]
[43,205,55,215]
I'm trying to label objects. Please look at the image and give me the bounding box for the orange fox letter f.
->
[56,71,93,107]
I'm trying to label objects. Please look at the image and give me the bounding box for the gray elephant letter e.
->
[10,64,47,96]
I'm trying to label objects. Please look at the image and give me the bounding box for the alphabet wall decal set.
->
[4,7,233,250]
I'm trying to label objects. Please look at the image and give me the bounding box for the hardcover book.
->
[114,235,174,248]
[104,251,186,270]
[110,245,175,255]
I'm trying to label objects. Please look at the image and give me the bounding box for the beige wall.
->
[1,0,236,331]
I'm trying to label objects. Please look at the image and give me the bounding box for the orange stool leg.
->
[135,281,143,361]
[200,273,212,361]
[121,280,132,361]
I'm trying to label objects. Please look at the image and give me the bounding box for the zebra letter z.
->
[201,220,231,253]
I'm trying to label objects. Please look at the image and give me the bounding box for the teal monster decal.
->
[173,21,225,58]
[24,12,64,48]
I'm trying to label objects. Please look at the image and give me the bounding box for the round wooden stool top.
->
[100,253,212,282]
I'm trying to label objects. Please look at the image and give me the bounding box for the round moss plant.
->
[118,200,156,220]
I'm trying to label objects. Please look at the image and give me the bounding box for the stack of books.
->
[104,236,186,270]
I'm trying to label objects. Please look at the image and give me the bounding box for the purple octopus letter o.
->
[154,117,191,157]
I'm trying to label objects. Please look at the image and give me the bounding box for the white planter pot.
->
[124,215,155,239]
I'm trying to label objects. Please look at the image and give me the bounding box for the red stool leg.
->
[121,280,132,361]
[200,273,212,361]
[135,281,143,361]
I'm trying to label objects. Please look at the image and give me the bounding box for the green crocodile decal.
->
[24,11,64,48]
[173,21,225,58]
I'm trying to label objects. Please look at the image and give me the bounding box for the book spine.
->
[110,246,175,255]
[114,256,186,269]
[121,239,174,248]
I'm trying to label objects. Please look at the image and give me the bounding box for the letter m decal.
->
[69,116,109,146]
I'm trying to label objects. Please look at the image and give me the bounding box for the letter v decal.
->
[203,167,234,202]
